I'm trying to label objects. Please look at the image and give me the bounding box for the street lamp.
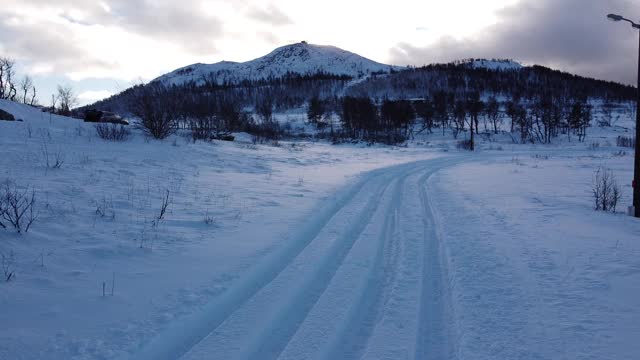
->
[607,13,640,218]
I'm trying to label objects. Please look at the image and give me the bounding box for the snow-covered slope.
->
[2,98,639,360]
[156,42,403,86]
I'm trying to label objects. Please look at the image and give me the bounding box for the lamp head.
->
[607,13,624,21]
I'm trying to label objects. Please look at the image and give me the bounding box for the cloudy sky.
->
[0,0,637,105]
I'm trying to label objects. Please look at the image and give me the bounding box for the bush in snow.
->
[151,189,172,228]
[96,122,130,141]
[94,196,115,220]
[188,116,234,142]
[40,141,65,171]
[190,116,218,142]
[592,167,622,213]
[616,135,636,149]
[203,209,215,225]
[247,118,284,144]
[0,180,38,233]
[129,83,177,140]
[1,250,15,282]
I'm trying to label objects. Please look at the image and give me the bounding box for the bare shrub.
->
[592,167,622,213]
[190,117,219,142]
[1,250,15,282]
[616,135,636,149]
[152,189,171,227]
[0,180,38,233]
[96,122,130,141]
[203,209,216,225]
[247,120,284,145]
[188,117,235,142]
[41,141,64,171]
[129,83,177,139]
[532,154,550,160]
[94,196,115,220]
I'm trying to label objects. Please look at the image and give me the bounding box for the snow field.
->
[430,153,640,360]
[0,100,440,359]
[1,97,638,359]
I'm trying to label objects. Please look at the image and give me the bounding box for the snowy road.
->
[127,157,459,360]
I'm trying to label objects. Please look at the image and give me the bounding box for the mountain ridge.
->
[155,42,404,85]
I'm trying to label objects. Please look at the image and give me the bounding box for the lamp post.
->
[607,13,640,217]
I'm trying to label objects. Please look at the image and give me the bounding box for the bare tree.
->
[29,84,37,105]
[0,57,17,100]
[56,85,77,115]
[256,97,274,123]
[466,92,484,150]
[485,97,502,134]
[599,100,617,127]
[568,100,591,142]
[452,100,466,139]
[19,75,34,104]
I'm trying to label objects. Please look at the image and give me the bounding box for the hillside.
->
[347,62,634,101]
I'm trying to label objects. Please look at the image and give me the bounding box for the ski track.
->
[127,156,462,360]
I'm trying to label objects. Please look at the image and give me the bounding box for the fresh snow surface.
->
[1,99,639,360]
[430,154,640,360]
[0,100,436,359]
[156,42,402,86]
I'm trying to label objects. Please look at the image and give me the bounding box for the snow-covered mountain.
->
[155,42,403,85]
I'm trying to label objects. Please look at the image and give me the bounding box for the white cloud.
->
[1,0,520,81]
[78,89,113,101]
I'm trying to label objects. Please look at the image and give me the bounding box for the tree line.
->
[300,90,594,147]
[348,61,635,103]
[79,59,632,147]
[101,81,600,149]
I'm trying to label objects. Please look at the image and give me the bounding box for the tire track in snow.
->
[329,158,459,360]
[234,169,399,360]
[272,170,404,360]
[414,169,455,360]
[126,166,391,360]
[312,168,405,360]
